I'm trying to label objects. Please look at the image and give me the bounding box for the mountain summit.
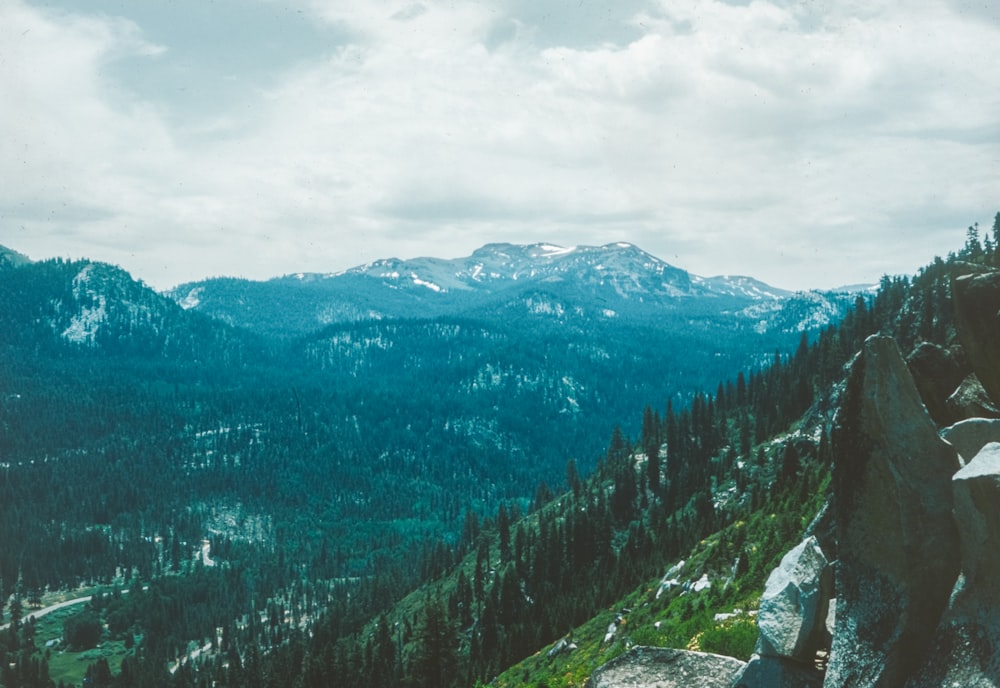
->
[342,242,695,298]
[168,242,841,337]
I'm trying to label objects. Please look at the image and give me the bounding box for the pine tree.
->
[565,458,581,499]
[473,539,489,608]
[497,504,512,564]
[8,595,21,631]
[993,212,1000,266]
[370,613,396,688]
[647,442,661,498]
[408,597,456,688]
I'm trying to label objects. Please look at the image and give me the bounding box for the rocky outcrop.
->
[952,266,1000,407]
[732,535,831,688]
[584,647,744,688]
[951,443,1000,593]
[824,335,961,688]
[941,417,1000,465]
[755,536,832,660]
[945,374,1000,421]
[907,342,965,426]
[588,276,1000,687]
[909,442,1000,686]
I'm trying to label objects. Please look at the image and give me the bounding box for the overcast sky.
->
[2,0,998,291]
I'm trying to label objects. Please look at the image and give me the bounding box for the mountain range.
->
[6,232,969,688]
[166,242,857,338]
[0,241,861,488]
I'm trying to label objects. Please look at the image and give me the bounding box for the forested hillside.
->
[180,219,988,688]
[0,219,994,688]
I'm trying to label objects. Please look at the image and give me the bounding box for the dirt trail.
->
[0,595,92,631]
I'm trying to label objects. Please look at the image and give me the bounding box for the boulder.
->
[731,654,823,688]
[945,374,1000,422]
[547,637,577,658]
[909,442,1000,686]
[906,342,965,426]
[952,266,1000,407]
[951,442,1000,590]
[825,335,961,688]
[941,418,1000,465]
[584,647,744,688]
[755,536,832,662]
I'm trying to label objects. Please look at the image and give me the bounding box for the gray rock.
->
[945,374,1000,422]
[951,443,1000,589]
[907,342,965,426]
[756,536,832,662]
[941,418,1000,465]
[909,442,1000,687]
[584,647,744,688]
[952,266,1000,407]
[731,654,824,688]
[825,335,961,688]
[548,637,577,658]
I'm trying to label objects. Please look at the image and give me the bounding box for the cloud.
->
[2,0,998,290]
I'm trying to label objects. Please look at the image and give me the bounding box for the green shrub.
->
[697,615,757,661]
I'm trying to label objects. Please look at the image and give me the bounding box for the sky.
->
[1,0,998,291]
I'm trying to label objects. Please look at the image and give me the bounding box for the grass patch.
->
[696,613,758,661]
[45,642,129,687]
[22,598,133,687]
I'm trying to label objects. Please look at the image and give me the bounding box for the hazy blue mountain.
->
[0,244,861,591]
[168,242,857,338]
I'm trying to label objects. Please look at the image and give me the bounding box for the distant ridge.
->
[0,244,32,268]
[167,241,860,338]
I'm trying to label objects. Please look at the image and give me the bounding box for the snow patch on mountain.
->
[63,297,107,343]
[539,244,576,255]
[179,287,203,310]
[411,273,444,292]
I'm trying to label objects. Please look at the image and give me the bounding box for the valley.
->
[0,227,991,687]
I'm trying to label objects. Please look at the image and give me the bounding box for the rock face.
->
[584,647,744,688]
[941,418,1000,464]
[909,442,1000,686]
[907,342,965,426]
[755,536,832,660]
[952,266,1000,407]
[825,335,961,688]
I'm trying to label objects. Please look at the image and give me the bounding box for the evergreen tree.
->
[497,504,512,564]
[370,613,396,688]
[993,212,1000,266]
[473,540,489,608]
[8,596,21,632]
[565,459,581,499]
[646,441,661,498]
[407,598,456,688]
